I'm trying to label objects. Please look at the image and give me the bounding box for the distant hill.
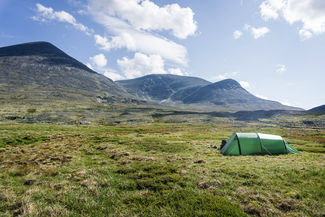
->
[117,74,301,111]
[0,41,133,103]
[308,104,325,114]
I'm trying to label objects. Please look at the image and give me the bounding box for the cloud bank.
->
[260,0,325,39]
[87,0,197,66]
[91,0,197,39]
[117,52,186,79]
[33,1,197,78]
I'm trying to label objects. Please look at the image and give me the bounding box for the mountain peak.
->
[209,79,242,89]
[0,41,132,101]
[0,41,94,73]
[0,41,63,57]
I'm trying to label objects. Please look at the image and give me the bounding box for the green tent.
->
[221,133,300,155]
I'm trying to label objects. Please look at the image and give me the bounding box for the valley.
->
[2,0,325,216]
[0,122,324,216]
[0,41,324,217]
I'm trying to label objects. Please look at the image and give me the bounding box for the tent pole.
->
[282,139,288,153]
[236,134,242,155]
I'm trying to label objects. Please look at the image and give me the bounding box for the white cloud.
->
[117,53,189,78]
[94,34,112,51]
[33,3,93,35]
[276,64,287,73]
[88,0,197,39]
[280,100,292,106]
[168,68,187,76]
[243,24,270,39]
[260,2,278,20]
[86,59,125,81]
[299,29,313,40]
[86,63,94,70]
[117,52,166,78]
[210,72,239,82]
[233,30,243,39]
[90,53,107,68]
[251,27,270,39]
[251,26,271,39]
[94,34,110,50]
[260,0,285,20]
[103,70,125,81]
[92,28,187,65]
[239,81,250,89]
[94,33,137,52]
[88,1,189,65]
[260,0,325,39]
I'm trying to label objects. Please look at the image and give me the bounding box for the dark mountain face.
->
[0,41,94,73]
[308,104,325,114]
[0,41,131,102]
[117,75,301,111]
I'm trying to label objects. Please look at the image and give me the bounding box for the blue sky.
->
[0,0,324,109]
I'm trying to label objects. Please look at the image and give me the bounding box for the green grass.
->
[0,134,48,148]
[0,123,324,216]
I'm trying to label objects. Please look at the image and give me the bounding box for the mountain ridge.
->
[118,74,302,111]
[117,74,211,101]
[0,41,303,112]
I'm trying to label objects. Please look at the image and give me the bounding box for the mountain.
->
[308,104,325,114]
[117,74,301,111]
[117,74,211,101]
[0,41,302,115]
[177,79,292,110]
[0,41,132,103]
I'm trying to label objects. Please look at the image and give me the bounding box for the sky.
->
[0,0,324,109]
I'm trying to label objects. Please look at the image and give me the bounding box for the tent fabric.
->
[221,133,300,155]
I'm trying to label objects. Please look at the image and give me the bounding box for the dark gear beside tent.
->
[220,140,227,150]
[221,133,300,155]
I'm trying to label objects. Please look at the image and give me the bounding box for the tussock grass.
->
[0,123,324,216]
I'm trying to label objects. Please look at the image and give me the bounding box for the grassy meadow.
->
[0,122,324,216]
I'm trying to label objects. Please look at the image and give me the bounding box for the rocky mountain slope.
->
[117,74,211,101]
[0,41,133,103]
[117,74,301,111]
[308,104,325,114]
